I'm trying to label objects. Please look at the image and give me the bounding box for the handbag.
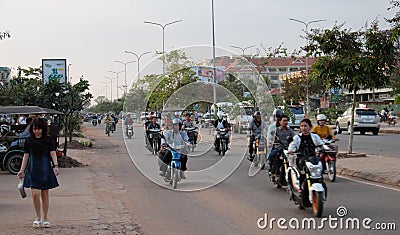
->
[18,179,27,198]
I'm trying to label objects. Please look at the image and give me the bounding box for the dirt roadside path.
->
[0,123,144,235]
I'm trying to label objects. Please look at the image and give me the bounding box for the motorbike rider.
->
[111,113,118,131]
[124,114,134,135]
[160,118,189,179]
[312,114,339,141]
[213,111,230,151]
[267,114,295,179]
[388,109,396,124]
[247,111,267,162]
[288,118,324,158]
[104,114,113,133]
[146,116,161,149]
[266,109,284,157]
[182,113,198,144]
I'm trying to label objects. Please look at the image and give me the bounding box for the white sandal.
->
[43,221,51,228]
[33,220,41,228]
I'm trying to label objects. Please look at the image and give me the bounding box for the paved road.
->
[119,124,399,234]
[334,132,399,157]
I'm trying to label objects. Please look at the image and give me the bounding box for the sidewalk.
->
[336,154,400,187]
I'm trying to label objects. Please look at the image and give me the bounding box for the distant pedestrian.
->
[17,117,59,228]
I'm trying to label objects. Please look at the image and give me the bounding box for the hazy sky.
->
[0,0,396,100]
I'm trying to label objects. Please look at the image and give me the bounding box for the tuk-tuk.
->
[0,106,62,174]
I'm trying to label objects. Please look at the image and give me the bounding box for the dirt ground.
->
[0,125,144,235]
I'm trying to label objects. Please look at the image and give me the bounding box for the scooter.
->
[319,135,338,182]
[126,124,134,139]
[164,143,185,189]
[184,127,198,152]
[92,118,98,126]
[285,150,328,218]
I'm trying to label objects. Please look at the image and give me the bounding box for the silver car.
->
[336,108,380,135]
[287,105,305,130]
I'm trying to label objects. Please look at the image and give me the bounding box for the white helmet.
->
[317,114,327,121]
[217,112,223,119]
[172,118,181,125]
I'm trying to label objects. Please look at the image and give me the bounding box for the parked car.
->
[336,107,380,135]
[287,105,305,130]
[140,112,148,121]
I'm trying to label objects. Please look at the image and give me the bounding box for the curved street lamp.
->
[115,60,135,97]
[108,70,124,99]
[289,18,326,117]
[124,51,151,81]
[144,20,182,74]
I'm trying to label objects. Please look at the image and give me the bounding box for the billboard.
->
[195,66,225,83]
[42,59,67,84]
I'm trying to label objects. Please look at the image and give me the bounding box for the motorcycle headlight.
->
[306,162,323,178]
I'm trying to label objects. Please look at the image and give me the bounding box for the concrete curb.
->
[336,166,400,187]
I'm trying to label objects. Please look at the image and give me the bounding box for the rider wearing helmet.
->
[160,118,189,179]
[182,113,198,144]
[247,111,267,162]
[312,114,338,140]
[213,111,231,151]
[265,109,284,163]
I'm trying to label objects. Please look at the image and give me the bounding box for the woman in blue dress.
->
[17,117,59,228]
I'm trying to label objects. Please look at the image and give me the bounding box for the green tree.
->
[308,21,398,153]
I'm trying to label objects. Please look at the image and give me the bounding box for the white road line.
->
[338,175,400,192]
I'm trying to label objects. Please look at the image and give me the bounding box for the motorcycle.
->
[111,121,116,133]
[148,128,162,154]
[105,122,112,136]
[126,124,134,139]
[319,135,338,182]
[251,134,266,168]
[184,127,198,152]
[269,142,288,188]
[215,128,229,156]
[92,118,98,126]
[388,115,397,126]
[285,150,328,218]
[164,143,185,189]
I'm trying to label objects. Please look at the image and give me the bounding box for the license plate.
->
[363,119,373,122]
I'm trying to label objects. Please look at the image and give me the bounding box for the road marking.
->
[338,175,400,192]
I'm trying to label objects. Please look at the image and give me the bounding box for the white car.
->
[336,108,380,135]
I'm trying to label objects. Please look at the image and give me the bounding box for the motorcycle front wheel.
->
[173,169,178,189]
[6,152,23,175]
[312,191,324,218]
[327,161,336,182]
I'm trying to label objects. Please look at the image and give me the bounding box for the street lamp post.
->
[212,0,217,113]
[115,60,135,97]
[100,81,110,100]
[105,76,117,102]
[230,45,256,98]
[108,70,124,99]
[144,20,182,74]
[289,18,325,117]
[124,51,151,81]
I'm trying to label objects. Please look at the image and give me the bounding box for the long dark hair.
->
[29,117,48,137]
